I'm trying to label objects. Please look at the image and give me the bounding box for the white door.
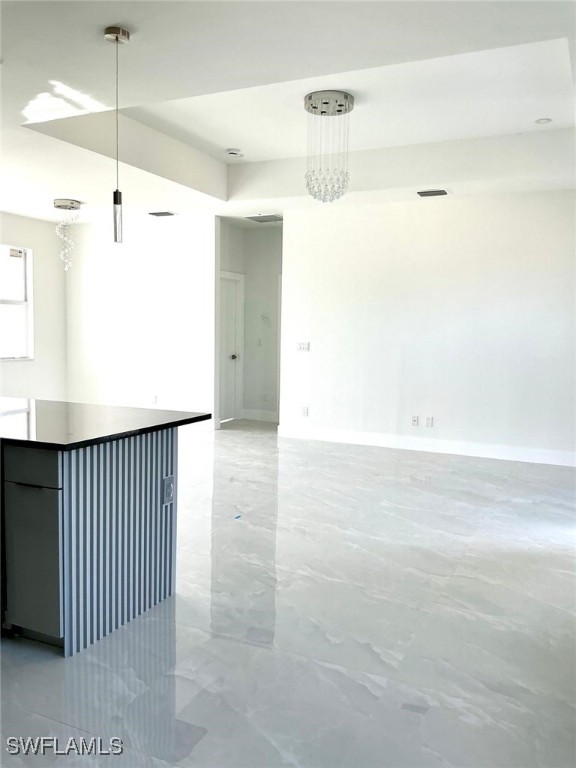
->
[219,273,244,422]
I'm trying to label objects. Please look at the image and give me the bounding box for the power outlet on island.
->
[162,475,175,505]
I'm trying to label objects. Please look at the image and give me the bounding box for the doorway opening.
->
[216,217,283,428]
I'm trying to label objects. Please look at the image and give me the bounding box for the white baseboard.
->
[277,425,575,467]
[242,409,279,423]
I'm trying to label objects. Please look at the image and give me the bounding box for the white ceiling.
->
[1,1,575,222]
[5,1,575,125]
[125,39,574,162]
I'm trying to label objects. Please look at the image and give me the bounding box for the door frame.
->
[277,274,282,416]
[219,271,245,424]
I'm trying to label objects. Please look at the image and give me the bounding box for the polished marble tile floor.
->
[1,420,575,767]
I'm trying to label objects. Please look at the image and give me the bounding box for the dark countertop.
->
[0,397,211,450]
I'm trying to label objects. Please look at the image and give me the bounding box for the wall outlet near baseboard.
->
[411,416,419,427]
[302,406,309,417]
[425,416,434,428]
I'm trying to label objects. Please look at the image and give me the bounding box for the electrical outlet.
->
[162,476,174,505]
[425,416,434,428]
[302,406,309,417]
[297,342,311,351]
[411,416,419,427]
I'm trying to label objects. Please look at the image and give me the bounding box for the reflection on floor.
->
[2,419,575,767]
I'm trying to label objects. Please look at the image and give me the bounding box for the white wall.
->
[0,212,67,400]
[243,228,282,420]
[219,219,246,274]
[67,210,215,415]
[32,113,227,201]
[279,191,576,466]
[228,129,575,201]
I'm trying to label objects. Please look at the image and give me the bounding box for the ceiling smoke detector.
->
[149,211,176,217]
[226,148,244,158]
[245,214,283,224]
[535,117,552,124]
[417,189,448,197]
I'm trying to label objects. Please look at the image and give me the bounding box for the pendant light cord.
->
[115,36,119,190]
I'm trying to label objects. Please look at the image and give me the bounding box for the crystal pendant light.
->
[304,90,354,203]
[54,199,81,271]
[104,26,131,242]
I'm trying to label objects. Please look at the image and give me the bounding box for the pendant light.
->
[104,25,131,242]
[304,90,354,203]
[54,199,81,271]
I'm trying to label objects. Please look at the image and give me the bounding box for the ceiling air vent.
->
[245,214,283,224]
[149,211,176,217]
[417,190,448,197]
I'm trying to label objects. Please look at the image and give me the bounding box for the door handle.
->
[230,354,238,360]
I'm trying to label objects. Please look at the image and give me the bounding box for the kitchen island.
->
[0,398,210,656]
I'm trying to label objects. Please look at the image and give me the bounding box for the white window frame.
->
[0,397,36,439]
[0,245,34,361]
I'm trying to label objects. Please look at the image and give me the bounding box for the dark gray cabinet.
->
[3,445,64,639]
[4,445,61,488]
[4,482,63,638]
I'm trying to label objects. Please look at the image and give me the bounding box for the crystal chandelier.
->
[54,199,81,271]
[304,90,354,203]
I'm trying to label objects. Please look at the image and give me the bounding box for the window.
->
[0,244,34,360]
[0,397,35,439]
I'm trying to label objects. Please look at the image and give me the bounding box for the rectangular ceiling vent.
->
[245,214,283,224]
[149,211,176,217]
[417,190,448,197]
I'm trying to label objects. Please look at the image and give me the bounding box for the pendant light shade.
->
[304,90,354,203]
[113,189,122,243]
[105,25,131,242]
